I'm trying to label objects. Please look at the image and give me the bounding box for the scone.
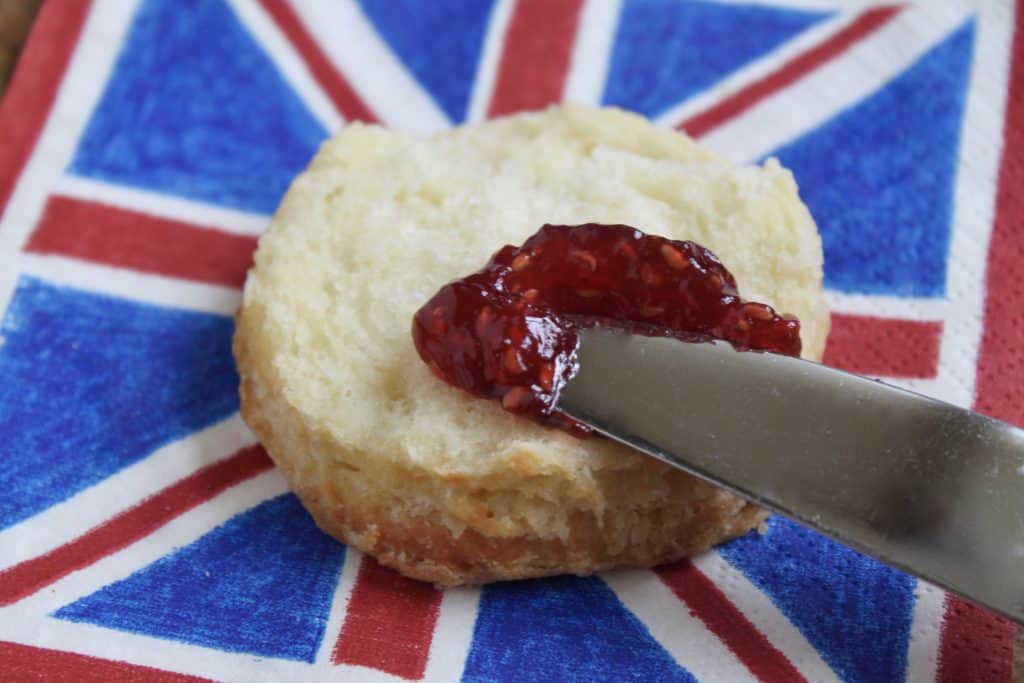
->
[234,105,829,585]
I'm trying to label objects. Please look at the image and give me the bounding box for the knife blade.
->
[556,327,1024,623]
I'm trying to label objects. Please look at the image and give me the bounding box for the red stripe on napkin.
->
[26,196,258,289]
[940,5,1024,680]
[823,314,941,378]
[0,641,210,682]
[974,0,1024,428]
[259,0,379,123]
[333,556,442,680]
[656,561,807,683]
[488,0,584,117]
[683,6,902,138]
[937,596,1014,683]
[0,0,92,217]
[0,445,272,606]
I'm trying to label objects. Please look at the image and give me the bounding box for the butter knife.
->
[557,327,1024,623]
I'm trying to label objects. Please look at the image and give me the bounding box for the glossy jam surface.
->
[412,224,802,436]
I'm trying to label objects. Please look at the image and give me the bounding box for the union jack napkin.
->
[0,1,1020,681]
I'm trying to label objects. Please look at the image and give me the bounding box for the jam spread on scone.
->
[413,224,801,437]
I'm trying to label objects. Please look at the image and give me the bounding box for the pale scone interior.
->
[235,105,828,585]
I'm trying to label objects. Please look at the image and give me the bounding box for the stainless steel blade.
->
[557,327,1024,622]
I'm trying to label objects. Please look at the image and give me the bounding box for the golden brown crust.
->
[236,305,769,585]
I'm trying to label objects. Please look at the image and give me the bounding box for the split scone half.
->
[234,105,829,585]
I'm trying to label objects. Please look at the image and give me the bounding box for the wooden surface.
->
[0,0,39,91]
[0,1,1019,679]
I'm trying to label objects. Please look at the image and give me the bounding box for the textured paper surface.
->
[0,1,1020,680]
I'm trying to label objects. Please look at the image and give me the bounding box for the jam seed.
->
[538,363,554,392]
[474,306,493,338]
[502,387,530,410]
[511,252,532,271]
[613,240,637,259]
[744,303,774,321]
[661,244,689,270]
[570,249,598,271]
[640,263,661,285]
[503,347,527,373]
[429,307,447,336]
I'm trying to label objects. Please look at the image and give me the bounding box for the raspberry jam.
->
[412,224,801,437]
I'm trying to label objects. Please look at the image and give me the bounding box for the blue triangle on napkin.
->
[462,575,696,682]
[603,0,829,118]
[68,0,327,215]
[718,517,916,682]
[358,0,496,123]
[769,19,975,297]
[53,494,345,662]
[0,278,238,531]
